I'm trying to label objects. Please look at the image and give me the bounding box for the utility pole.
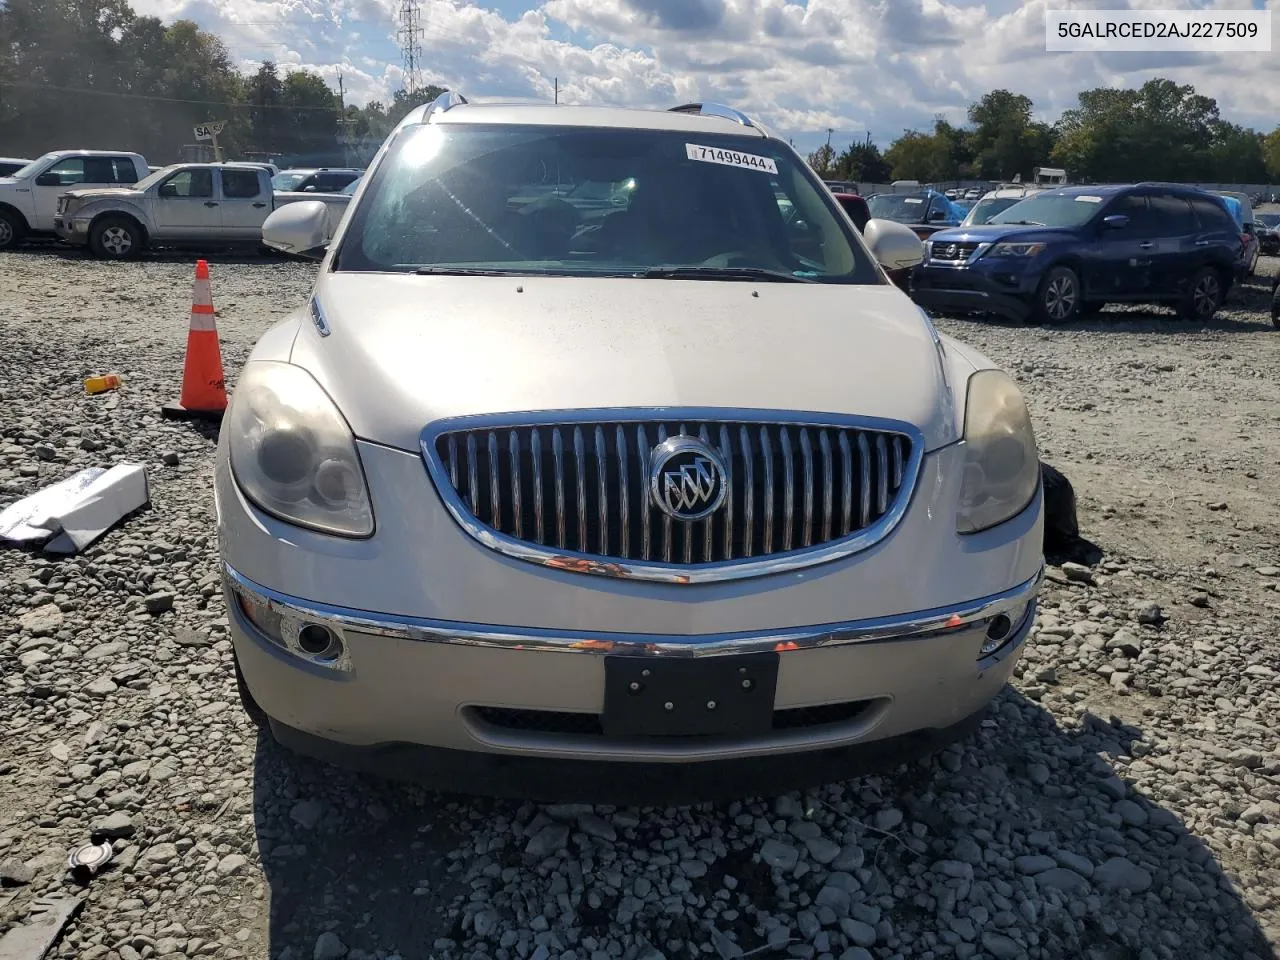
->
[826,128,833,148]
[554,77,558,104]
[336,71,358,167]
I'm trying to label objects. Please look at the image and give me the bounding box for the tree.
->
[807,143,835,177]
[966,90,1054,180]
[883,118,965,181]
[1261,128,1280,181]
[833,140,891,182]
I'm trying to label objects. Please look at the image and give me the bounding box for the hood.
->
[63,187,143,201]
[927,223,1077,244]
[288,274,960,453]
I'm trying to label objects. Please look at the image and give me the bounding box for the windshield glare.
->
[867,193,933,222]
[10,152,60,180]
[272,172,309,191]
[334,124,881,283]
[132,165,181,192]
[988,192,1103,227]
[964,197,1020,225]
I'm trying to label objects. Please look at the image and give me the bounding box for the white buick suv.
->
[215,93,1045,801]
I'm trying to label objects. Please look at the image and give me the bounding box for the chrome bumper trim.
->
[222,562,1043,658]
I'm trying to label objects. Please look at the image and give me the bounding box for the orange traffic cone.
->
[161,260,227,422]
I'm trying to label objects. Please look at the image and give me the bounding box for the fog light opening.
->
[297,622,341,660]
[980,614,1015,657]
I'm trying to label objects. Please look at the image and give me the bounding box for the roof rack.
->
[391,90,469,135]
[668,102,756,128]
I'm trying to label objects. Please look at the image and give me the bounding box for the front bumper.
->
[52,216,90,244]
[912,260,1039,321]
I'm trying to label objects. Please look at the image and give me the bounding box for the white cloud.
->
[133,0,1280,151]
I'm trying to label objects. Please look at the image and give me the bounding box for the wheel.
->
[1033,266,1080,324]
[234,652,269,728]
[1271,283,1279,329]
[1177,267,1223,322]
[89,216,142,260]
[0,208,26,250]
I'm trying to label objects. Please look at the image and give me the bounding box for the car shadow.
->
[250,689,1278,960]
[11,240,282,266]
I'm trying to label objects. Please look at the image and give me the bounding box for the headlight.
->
[227,361,374,537]
[984,242,1045,258]
[956,370,1039,534]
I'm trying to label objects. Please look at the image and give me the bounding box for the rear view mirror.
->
[263,201,329,260]
[1102,215,1129,231]
[863,218,925,272]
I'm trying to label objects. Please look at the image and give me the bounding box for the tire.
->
[1033,265,1081,324]
[1041,461,1079,553]
[0,207,26,250]
[1178,266,1224,322]
[1271,283,1279,329]
[89,216,143,260]
[234,652,269,729]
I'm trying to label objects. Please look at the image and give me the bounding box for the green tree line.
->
[0,0,444,164]
[811,80,1280,186]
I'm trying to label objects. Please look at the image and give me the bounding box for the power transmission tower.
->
[397,0,424,92]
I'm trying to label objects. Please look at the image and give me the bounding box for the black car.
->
[866,190,964,240]
[1256,212,1280,256]
[913,183,1245,324]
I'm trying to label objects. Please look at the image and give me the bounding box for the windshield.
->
[132,165,182,192]
[988,192,1104,227]
[867,193,932,222]
[335,124,881,283]
[272,172,310,192]
[1257,213,1280,226]
[10,152,61,180]
[964,197,1021,226]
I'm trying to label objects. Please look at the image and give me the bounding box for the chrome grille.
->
[929,240,978,262]
[425,415,917,570]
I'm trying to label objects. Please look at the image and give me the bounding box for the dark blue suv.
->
[910,184,1244,324]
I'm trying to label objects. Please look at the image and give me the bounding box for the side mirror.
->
[263,201,329,259]
[158,183,178,198]
[863,218,925,272]
[1102,215,1129,231]
[927,210,949,222]
[35,172,61,187]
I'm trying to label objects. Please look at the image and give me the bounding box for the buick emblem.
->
[649,436,728,522]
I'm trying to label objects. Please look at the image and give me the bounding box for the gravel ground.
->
[2,247,1279,960]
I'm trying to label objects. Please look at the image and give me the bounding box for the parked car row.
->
[909,181,1265,325]
[0,148,363,257]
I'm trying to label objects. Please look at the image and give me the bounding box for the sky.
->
[131,0,1280,155]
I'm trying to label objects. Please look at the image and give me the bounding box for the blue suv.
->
[910,184,1244,324]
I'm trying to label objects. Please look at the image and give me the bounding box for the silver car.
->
[217,94,1045,800]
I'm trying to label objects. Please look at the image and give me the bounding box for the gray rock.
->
[815,885,852,917]
[980,932,1023,960]
[1098,776,1128,800]
[840,919,876,948]
[1035,867,1091,894]
[0,859,36,886]
[525,823,570,857]
[1094,857,1153,893]
[1113,799,1149,827]
[1135,602,1165,625]
[1061,562,1095,584]
[760,838,800,870]
[838,951,872,960]
[19,604,64,635]
[314,932,348,960]
[578,814,616,842]
[143,591,176,614]
[92,811,136,839]
[86,676,117,697]
[142,842,179,865]
[1105,629,1143,657]
[161,451,181,466]
[1014,854,1056,875]
[874,808,903,831]
[217,853,248,876]
[291,800,324,829]
[1026,762,1050,785]
[1053,850,1094,878]
[804,836,841,865]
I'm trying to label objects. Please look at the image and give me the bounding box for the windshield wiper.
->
[636,266,815,283]
[413,266,532,276]
[998,220,1046,226]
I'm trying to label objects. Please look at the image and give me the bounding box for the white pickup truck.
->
[54,162,353,259]
[0,150,150,250]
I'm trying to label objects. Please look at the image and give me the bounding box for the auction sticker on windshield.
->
[686,144,778,174]
[1075,195,1103,203]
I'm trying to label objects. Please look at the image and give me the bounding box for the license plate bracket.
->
[602,652,780,738]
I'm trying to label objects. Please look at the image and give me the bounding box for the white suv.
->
[217,94,1045,800]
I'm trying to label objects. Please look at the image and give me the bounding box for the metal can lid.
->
[67,841,114,872]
